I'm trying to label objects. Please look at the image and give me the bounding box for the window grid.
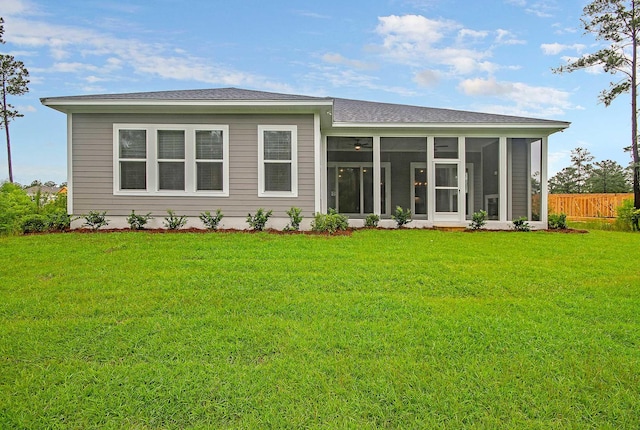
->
[113,124,229,196]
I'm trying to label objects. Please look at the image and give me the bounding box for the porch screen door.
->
[433,161,462,221]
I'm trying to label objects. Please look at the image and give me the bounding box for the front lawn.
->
[1,230,638,428]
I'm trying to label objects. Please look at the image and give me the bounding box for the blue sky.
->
[0,0,633,185]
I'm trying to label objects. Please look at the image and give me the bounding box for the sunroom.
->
[322,134,546,229]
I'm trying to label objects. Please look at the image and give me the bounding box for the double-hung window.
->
[258,125,297,197]
[157,130,185,191]
[114,124,229,196]
[118,129,147,190]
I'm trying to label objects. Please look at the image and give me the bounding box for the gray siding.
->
[510,140,528,219]
[71,113,315,216]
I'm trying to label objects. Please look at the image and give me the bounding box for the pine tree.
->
[0,17,30,183]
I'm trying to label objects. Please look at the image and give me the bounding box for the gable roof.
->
[41,87,570,129]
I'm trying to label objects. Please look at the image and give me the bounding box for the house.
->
[24,185,64,203]
[40,88,569,230]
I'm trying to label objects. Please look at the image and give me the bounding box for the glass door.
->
[433,161,462,221]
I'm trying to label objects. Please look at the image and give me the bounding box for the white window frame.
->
[113,124,229,197]
[258,125,298,198]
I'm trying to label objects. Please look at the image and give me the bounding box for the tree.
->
[549,167,580,193]
[548,147,595,193]
[587,159,633,191]
[0,17,30,183]
[554,0,640,210]
[570,147,595,192]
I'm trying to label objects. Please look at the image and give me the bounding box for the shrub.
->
[311,209,349,234]
[0,182,36,234]
[20,214,48,233]
[46,212,72,231]
[392,206,412,228]
[285,207,303,231]
[247,208,273,231]
[469,210,488,230]
[548,213,568,230]
[127,210,153,230]
[164,210,187,230]
[615,199,640,231]
[364,214,380,228]
[512,217,531,232]
[199,209,224,230]
[83,211,109,231]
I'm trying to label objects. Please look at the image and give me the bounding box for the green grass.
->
[1,230,639,428]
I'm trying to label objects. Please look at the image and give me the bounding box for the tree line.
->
[548,147,633,194]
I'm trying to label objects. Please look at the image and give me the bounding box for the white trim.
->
[43,99,334,108]
[328,162,391,215]
[321,135,328,213]
[113,123,230,197]
[330,121,569,130]
[257,125,298,198]
[465,163,474,218]
[66,113,73,214]
[410,162,428,217]
[541,137,549,225]
[314,114,322,213]
[373,136,381,215]
[499,137,508,222]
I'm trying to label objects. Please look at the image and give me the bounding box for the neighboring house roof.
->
[24,186,62,196]
[40,87,570,130]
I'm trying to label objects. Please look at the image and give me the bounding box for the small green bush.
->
[199,209,224,230]
[46,212,72,231]
[83,211,109,231]
[615,199,640,231]
[469,210,488,230]
[548,213,568,230]
[20,214,48,233]
[164,210,187,230]
[392,206,412,228]
[512,217,531,232]
[247,208,273,231]
[364,214,380,228]
[285,207,303,231]
[311,209,349,234]
[127,210,153,230]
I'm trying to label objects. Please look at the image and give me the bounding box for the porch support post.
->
[427,136,434,221]
[499,136,508,222]
[67,113,73,215]
[373,135,381,215]
[540,136,549,225]
[313,113,322,213]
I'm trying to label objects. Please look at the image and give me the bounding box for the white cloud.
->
[375,14,499,75]
[413,69,441,87]
[321,53,375,70]
[16,104,37,113]
[458,77,573,117]
[495,29,525,45]
[295,10,331,19]
[458,29,489,40]
[1,10,291,92]
[541,43,585,55]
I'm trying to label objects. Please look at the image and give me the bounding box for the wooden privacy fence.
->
[548,193,633,219]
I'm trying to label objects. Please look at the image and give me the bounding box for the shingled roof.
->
[41,87,569,127]
[332,98,565,125]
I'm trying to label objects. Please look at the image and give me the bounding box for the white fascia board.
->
[330,121,570,130]
[41,99,334,108]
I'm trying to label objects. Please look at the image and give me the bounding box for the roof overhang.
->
[40,98,334,114]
